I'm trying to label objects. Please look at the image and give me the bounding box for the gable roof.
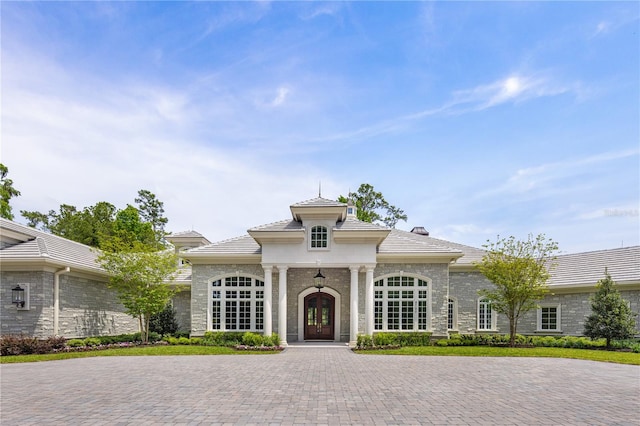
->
[0,219,103,274]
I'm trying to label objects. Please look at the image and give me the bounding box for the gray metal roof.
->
[549,246,640,288]
[290,197,347,208]
[249,220,304,232]
[0,219,103,273]
[335,217,390,231]
[186,234,262,255]
[169,230,208,239]
[378,229,464,255]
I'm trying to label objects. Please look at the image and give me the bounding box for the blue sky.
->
[2,1,638,253]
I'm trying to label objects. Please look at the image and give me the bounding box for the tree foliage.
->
[97,248,180,342]
[475,234,559,347]
[338,183,407,228]
[135,189,168,243]
[583,272,637,348]
[149,303,180,336]
[20,189,167,250]
[0,164,21,220]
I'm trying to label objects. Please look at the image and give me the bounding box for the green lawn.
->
[3,345,638,365]
[0,345,279,364]
[355,346,640,365]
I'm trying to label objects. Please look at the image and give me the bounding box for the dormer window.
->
[310,225,328,249]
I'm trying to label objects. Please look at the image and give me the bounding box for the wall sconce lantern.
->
[314,269,326,291]
[12,285,25,308]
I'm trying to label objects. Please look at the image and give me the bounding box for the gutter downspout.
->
[54,267,71,336]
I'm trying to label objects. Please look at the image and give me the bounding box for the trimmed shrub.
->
[397,332,432,347]
[0,335,66,356]
[66,339,86,348]
[164,336,179,345]
[269,333,280,347]
[178,336,190,345]
[202,331,246,346]
[83,337,101,347]
[357,334,373,349]
[242,332,264,347]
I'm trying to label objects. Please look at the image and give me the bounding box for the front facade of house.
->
[1,198,639,342]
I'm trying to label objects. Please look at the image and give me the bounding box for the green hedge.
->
[357,332,432,349]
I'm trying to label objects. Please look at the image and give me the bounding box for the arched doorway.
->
[304,292,335,340]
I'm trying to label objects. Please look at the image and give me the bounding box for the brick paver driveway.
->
[1,343,639,425]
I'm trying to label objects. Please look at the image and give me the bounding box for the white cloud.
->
[477,149,640,199]
[271,86,290,107]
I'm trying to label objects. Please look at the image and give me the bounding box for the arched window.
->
[374,275,431,331]
[211,276,264,331]
[477,298,495,330]
[310,225,328,249]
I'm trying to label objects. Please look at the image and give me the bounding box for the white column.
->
[278,265,288,346]
[349,266,360,345]
[263,265,273,336]
[365,266,375,335]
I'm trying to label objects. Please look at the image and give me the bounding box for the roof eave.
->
[247,230,305,244]
[333,229,391,245]
[377,252,464,264]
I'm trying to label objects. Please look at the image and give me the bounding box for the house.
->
[1,197,638,342]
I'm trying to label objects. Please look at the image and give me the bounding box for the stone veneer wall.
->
[374,263,450,337]
[58,274,137,337]
[449,271,509,334]
[1,271,51,338]
[1,271,138,338]
[516,289,640,336]
[172,289,192,333]
[450,271,640,337]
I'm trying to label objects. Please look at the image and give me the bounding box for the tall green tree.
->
[338,183,407,228]
[0,164,21,220]
[584,272,637,349]
[97,248,179,342]
[135,189,168,244]
[20,189,167,250]
[475,234,559,347]
[21,202,117,247]
[101,205,158,252]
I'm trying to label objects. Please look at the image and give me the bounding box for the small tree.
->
[97,246,180,342]
[475,234,558,347]
[149,303,180,336]
[584,271,637,349]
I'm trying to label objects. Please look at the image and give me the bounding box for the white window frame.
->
[309,225,330,250]
[477,298,496,331]
[208,275,265,332]
[447,297,458,331]
[373,274,432,332]
[537,304,562,332]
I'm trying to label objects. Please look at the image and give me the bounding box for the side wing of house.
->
[0,219,138,338]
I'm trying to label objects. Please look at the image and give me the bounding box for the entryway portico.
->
[261,264,376,346]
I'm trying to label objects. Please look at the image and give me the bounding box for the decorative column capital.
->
[262,264,274,273]
[349,265,361,273]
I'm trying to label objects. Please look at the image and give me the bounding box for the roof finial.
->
[318,181,322,198]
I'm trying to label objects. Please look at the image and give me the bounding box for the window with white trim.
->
[374,276,431,331]
[310,225,328,249]
[447,297,457,330]
[211,276,264,331]
[538,305,561,332]
[477,298,496,330]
